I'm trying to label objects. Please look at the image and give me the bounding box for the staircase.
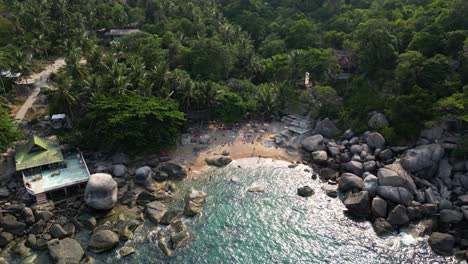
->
[35,193,48,204]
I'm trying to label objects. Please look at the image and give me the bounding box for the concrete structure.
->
[15,136,90,204]
[105,29,140,41]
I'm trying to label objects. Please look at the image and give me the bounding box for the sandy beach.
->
[169,121,300,178]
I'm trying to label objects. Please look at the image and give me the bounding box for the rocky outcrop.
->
[205,156,232,167]
[184,189,207,216]
[429,232,455,256]
[313,118,338,139]
[297,186,314,197]
[343,191,370,217]
[87,230,119,253]
[47,238,84,264]
[400,144,444,179]
[376,186,413,206]
[145,201,167,224]
[377,163,417,194]
[160,162,187,180]
[301,135,325,152]
[84,173,118,210]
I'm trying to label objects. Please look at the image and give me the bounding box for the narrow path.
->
[14,58,65,121]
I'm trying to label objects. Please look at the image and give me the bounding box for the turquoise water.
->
[93,158,454,263]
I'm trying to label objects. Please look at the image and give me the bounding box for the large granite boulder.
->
[205,156,232,167]
[376,186,413,206]
[371,196,387,218]
[184,189,207,216]
[368,113,389,130]
[85,173,117,210]
[145,201,167,224]
[111,165,127,178]
[160,162,187,180]
[377,163,417,194]
[87,230,119,253]
[1,215,26,236]
[387,204,409,226]
[338,173,363,192]
[301,135,325,152]
[366,132,385,150]
[343,191,370,217]
[440,209,463,224]
[400,144,444,179]
[345,161,364,176]
[429,232,455,256]
[362,174,379,197]
[420,126,444,143]
[135,166,153,186]
[313,118,338,139]
[47,238,84,264]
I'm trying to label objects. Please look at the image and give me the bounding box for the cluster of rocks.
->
[0,151,208,263]
[298,116,468,259]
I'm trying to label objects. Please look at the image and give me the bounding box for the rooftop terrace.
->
[23,153,90,194]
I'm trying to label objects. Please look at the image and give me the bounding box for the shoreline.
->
[168,122,300,178]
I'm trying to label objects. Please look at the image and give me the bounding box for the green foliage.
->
[453,135,468,159]
[0,98,21,152]
[213,91,247,123]
[79,95,185,153]
[309,85,343,119]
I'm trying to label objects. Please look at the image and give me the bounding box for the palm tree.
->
[256,84,277,120]
[65,47,87,82]
[49,75,78,119]
[196,81,219,120]
[148,63,170,97]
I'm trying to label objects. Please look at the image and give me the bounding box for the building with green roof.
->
[15,136,90,204]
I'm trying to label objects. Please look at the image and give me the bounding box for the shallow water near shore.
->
[93,158,455,263]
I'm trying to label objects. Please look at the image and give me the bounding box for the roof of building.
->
[15,136,64,171]
[105,29,140,36]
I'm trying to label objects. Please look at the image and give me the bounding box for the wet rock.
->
[161,209,183,225]
[387,205,409,226]
[301,135,325,152]
[158,237,173,257]
[368,113,389,130]
[111,165,127,178]
[85,173,118,210]
[12,241,30,256]
[321,184,338,198]
[47,238,84,264]
[313,118,338,139]
[344,191,370,218]
[205,156,232,167]
[362,174,379,197]
[136,191,157,205]
[153,171,169,181]
[135,166,153,186]
[338,173,363,192]
[0,232,13,246]
[428,232,455,256]
[372,218,394,236]
[160,162,187,180]
[119,225,133,241]
[297,186,314,197]
[400,144,444,179]
[1,215,26,236]
[371,196,387,218]
[345,161,364,176]
[184,189,207,216]
[440,209,463,224]
[366,132,385,150]
[119,247,135,258]
[49,224,68,239]
[170,222,190,250]
[145,201,167,224]
[87,230,119,253]
[376,186,413,206]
